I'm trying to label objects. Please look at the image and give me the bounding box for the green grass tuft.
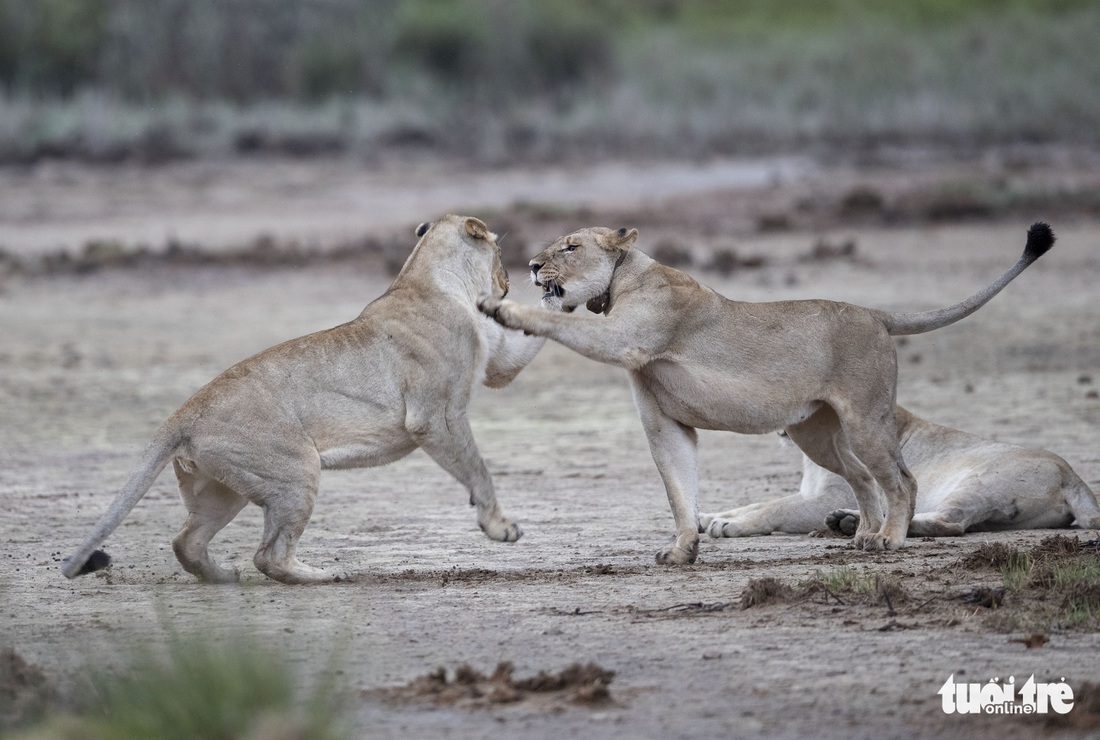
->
[14,633,347,740]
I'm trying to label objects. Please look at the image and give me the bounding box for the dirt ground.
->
[2,155,1100,738]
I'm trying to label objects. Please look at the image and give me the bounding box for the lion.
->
[63,215,554,584]
[700,404,1100,539]
[478,222,1054,562]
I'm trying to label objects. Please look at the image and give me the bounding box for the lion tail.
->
[882,222,1054,336]
[61,423,183,579]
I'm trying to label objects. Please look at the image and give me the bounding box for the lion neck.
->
[586,249,632,315]
[397,240,495,303]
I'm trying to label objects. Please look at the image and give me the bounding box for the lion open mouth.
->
[541,281,564,300]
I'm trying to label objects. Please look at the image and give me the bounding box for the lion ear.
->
[609,227,638,250]
[465,217,490,240]
[415,222,431,238]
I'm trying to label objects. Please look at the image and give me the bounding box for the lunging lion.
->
[479,223,1054,561]
[63,215,552,584]
[700,405,1100,539]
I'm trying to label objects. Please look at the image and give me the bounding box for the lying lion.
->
[479,223,1053,561]
[701,405,1100,538]
[64,215,552,584]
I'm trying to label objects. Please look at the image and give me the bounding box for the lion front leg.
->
[410,410,522,543]
[631,376,701,565]
[478,296,655,370]
[481,303,559,388]
[703,495,814,538]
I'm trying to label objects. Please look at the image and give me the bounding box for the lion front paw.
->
[655,537,699,565]
[480,516,523,543]
[477,293,503,320]
[478,294,523,329]
[705,518,749,539]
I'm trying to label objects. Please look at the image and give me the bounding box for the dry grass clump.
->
[971,535,1100,630]
[740,568,908,611]
[957,542,1030,571]
[740,577,795,609]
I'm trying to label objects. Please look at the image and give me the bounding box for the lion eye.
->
[561,244,577,253]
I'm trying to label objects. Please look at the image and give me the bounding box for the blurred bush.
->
[392,2,612,102]
[0,0,1097,161]
[0,0,110,96]
[0,0,614,104]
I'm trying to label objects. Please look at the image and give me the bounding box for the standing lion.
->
[64,215,551,584]
[480,223,1052,561]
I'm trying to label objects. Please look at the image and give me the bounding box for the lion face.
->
[529,227,638,310]
[490,238,509,299]
[463,216,509,299]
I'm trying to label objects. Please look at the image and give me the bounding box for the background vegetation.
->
[0,0,1097,160]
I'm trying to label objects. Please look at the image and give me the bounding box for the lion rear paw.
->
[825,509,860,537]
[197,562,241,584]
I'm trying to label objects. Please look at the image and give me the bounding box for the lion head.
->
[529,226,638,312]
[413,215,509,299]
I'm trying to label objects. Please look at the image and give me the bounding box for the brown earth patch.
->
[368,661,615,711]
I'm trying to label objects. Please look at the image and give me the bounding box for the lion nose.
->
[529,261,542,284]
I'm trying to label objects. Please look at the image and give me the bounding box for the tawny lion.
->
[479,223,1054,562]
[63,215,551,584]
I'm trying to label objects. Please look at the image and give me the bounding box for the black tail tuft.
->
[76,549,111,576]
[1024,221,1055,261]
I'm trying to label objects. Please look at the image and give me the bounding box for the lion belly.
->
[635,361,818,434]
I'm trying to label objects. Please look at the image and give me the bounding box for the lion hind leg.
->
[252,484,348,584]
[786,406,890,548]
[212,458,348,585]
[172,461,248,583]
[832,411,916,551]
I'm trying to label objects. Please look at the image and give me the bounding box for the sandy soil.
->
[2,157,1100,738]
